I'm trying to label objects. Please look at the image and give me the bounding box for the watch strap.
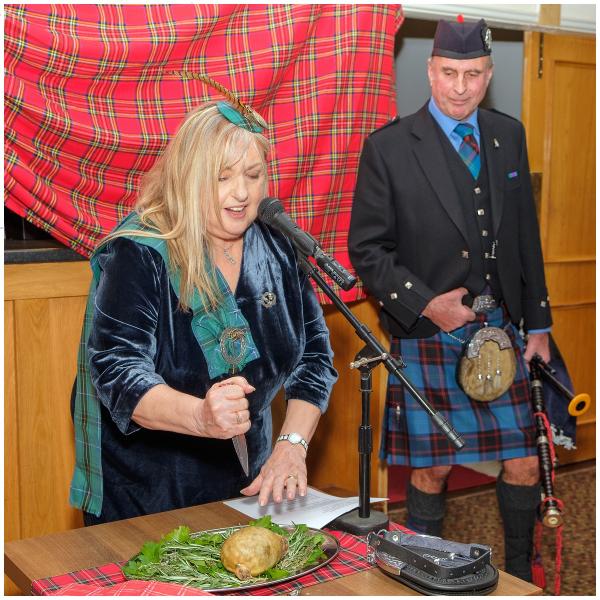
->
[276,433,309,452]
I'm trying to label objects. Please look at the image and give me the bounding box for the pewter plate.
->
[125,525,340,593]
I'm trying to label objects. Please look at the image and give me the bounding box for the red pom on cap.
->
[457,14,464,23]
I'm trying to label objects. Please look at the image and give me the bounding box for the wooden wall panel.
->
[5,301,22,595]
[311,300,389,498]
[521,31,545,172]
[14,296,86,539]
[543,62,595,260]
[551,305,596,419]
[545,262,595,306]
[5,262,91,301]
[5,301,19,539]
[272,298,389,499]
[522,32,595,466]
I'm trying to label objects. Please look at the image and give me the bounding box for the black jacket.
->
[349,103,552,338]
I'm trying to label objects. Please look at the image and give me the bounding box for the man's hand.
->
[523,332,550,364]
[422,287,476,331]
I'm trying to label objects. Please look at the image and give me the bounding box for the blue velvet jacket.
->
[86,222,337,522]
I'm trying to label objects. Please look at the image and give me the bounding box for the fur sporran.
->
[458,326,516,402]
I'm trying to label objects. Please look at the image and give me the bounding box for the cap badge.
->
[482,27,492,52]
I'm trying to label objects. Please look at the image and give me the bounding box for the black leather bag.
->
[367,530,499,595]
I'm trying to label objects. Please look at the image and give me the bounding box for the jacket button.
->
[461,250,469,259]
[390,292,398,299]
[404,281,413,290]
[541,300,547,307]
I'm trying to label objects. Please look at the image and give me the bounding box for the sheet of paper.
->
[224,487,387,529]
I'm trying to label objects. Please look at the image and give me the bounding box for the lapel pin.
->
[493,138,500,148]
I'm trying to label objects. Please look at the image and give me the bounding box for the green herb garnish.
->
[122,516,328,590]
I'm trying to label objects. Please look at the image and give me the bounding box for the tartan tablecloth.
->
[32,524,408,596]
[5,4,403,303]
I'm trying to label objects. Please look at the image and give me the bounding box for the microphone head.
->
[257,197,285,224]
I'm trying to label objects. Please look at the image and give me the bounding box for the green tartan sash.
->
[69,213,259,516]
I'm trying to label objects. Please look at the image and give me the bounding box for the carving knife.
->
[232,433,249,476]
[213,377,249,476]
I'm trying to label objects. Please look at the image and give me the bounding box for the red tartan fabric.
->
[48,580,213,596]
[31,524,409,596]
[4,4,403,302]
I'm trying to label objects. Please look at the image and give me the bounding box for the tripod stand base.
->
[329,508,389,536]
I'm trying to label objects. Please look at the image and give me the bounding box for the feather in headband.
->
[170,71,267,133]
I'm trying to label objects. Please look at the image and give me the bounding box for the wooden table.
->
[5,500,541,596]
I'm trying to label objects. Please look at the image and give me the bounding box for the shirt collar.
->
[428,97,479,138]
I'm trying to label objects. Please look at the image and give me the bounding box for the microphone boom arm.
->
[296,253,465,451]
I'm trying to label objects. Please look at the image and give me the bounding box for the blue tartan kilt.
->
[381,306,537,467]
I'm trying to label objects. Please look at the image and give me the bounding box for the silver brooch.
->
[260,291,277,308]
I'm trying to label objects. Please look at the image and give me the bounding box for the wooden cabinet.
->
[5,262,90,594]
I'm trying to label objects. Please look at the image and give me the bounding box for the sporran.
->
[457,326,516,402]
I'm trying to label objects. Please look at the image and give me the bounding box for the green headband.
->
[217,101,266,133]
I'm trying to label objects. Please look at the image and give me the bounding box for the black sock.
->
[496,477,540,582]
[405,481,446,537]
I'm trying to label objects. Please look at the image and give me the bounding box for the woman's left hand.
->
[240,441,307,506]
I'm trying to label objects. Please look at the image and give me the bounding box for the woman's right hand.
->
[195,376,254,439]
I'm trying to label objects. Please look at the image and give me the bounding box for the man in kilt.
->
[348,17,551,582]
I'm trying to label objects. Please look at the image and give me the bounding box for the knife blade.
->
[232,433,249,476]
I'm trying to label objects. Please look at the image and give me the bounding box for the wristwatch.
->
[276,432,309,452]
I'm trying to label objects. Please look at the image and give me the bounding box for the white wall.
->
[401,4,596,34]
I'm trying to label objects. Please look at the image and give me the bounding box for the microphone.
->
[257,197,357,291]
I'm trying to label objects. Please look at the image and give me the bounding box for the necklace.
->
[222,244,237,265]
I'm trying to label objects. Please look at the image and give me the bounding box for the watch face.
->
[288,432,302,444]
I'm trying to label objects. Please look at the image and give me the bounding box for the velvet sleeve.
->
[88,238,167,435]
[283,272,338,412]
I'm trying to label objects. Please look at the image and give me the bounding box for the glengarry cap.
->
[432,16,492,59]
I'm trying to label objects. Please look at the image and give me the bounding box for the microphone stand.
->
[297,254,465,535]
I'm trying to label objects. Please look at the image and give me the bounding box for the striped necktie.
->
[454,122,480,179]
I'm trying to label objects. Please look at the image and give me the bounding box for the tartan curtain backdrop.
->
[4,3,403,302]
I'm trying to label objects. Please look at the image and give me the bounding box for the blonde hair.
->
[102,102,270,310]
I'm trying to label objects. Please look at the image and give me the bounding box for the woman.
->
[70,101,338,524]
